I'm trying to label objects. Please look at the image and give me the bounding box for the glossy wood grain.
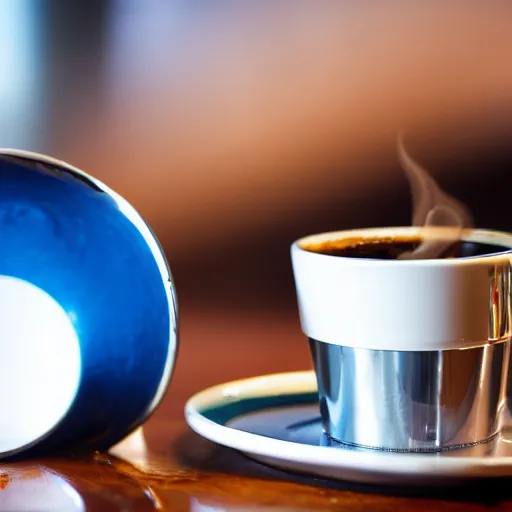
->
[1,309,511,511]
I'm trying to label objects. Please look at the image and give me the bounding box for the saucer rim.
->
[184,370,512,481]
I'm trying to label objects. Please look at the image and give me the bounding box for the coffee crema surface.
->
[301,236,511,260]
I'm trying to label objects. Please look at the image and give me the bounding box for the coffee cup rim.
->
[291,226,512,266]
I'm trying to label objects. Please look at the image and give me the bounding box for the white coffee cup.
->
[291,226,512,452]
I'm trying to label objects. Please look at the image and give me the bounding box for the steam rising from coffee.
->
[397,134,473,259]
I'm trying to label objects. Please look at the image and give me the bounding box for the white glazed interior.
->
[291,227,512,351]
[0,276,81,455]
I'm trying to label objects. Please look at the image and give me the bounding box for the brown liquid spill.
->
[0,472,9,490]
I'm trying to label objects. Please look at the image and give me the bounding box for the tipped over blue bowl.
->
[0,150,178,458]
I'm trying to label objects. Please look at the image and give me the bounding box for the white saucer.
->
[185,371,512,486]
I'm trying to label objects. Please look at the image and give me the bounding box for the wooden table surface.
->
[0,308,511,512]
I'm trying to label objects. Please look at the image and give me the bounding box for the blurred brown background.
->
[2,1,512,375]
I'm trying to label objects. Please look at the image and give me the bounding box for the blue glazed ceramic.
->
[0,149,178,458]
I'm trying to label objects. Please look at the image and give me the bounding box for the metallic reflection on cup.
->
[291,228,512,354]
[310,339,510,452]
[291,227,512,453]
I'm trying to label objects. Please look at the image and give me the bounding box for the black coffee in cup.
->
[301,236,510,260]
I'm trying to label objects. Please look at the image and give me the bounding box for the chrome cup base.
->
[322,430,500,454]
[309,338,510,453]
